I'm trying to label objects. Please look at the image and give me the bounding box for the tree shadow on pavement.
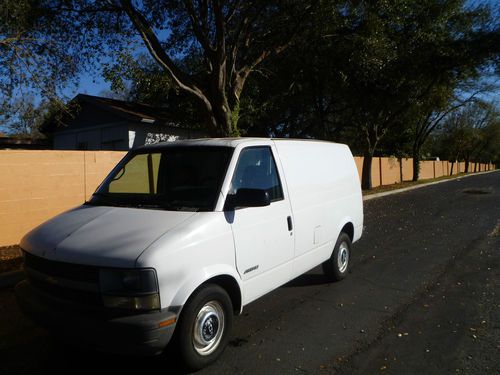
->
[44,340,192,375]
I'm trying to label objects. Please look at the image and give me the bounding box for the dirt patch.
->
[0,246,23,274]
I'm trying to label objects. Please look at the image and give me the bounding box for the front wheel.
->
[175,284,233,371]
[322,232,352,281]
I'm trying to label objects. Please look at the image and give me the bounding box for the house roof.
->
[41,93,193,134]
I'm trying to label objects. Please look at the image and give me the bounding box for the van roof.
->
[139,137,337,149]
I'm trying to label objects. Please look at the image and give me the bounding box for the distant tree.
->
[475,113,500,168]
[7,96,55,138]
[343,0,499,189]
[408,85,484,181]
[437,101,499,173]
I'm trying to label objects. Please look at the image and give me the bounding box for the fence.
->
[352,157,494,188]
[0,150,495,247]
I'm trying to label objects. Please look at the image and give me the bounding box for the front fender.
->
[170,264,243,313]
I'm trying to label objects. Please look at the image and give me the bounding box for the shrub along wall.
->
[0,151,495,247]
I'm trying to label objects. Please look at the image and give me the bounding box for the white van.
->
[16,138,363,370]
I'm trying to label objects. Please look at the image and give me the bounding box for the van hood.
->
[20,204,196,268]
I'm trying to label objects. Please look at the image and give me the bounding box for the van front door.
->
[227,146,294,304]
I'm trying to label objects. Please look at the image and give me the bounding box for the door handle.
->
[287,216,293,231]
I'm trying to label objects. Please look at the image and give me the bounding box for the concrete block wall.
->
[0,150,495,247]
[380,157,401,185]
[0,150,125,246]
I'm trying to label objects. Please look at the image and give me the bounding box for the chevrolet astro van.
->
[16,138,363,370]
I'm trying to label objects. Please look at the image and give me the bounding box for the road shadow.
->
[283,271,331,288]
[42,340,192,375]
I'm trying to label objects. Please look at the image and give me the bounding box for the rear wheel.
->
[175,284,233,371]
[322,232,352,281]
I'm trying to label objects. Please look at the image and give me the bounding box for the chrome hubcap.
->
[193,301,225,356]
[337,241,349,273]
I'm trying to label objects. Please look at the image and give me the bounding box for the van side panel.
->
[273,140,363,278]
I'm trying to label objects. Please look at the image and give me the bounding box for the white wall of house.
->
[128,123,206,149]
[53,123,129,150]
[53,122,206,150]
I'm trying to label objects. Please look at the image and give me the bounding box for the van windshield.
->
[87,146,233,212]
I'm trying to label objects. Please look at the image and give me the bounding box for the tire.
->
[322,232,352,281]
[174,284,233,371]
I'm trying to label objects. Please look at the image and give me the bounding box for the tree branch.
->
[119,0,204,100]
[183,0,215,52]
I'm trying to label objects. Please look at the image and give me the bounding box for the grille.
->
[30,277,103,306]
[24,252,102,307]
[24,252,99,282]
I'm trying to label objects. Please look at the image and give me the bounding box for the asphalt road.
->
[0,171,498,374]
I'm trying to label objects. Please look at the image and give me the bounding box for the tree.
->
[110,0,314,136]
[475,113,500,168]
[349,0,499,189]
[103,52,202,127]
[437,100,499,173]
[408,86,482,181]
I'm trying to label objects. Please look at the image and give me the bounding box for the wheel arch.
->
[202,275,242,315]
[337,218,354,242]
[171,266,243,316]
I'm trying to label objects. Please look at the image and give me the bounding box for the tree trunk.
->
[399,157,403,183]
[450,161,455,176]
[412,156,420,182]
[474,162,477,173]
[204,95,240,137]
[361,151,374,190]
[464,158,470,173]
[411,144,420,182]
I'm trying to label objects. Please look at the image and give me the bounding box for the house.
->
[42,94,207,150]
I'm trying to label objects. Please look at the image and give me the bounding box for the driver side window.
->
[230,147,284,202]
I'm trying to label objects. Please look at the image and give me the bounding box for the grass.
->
[362,172,472,196]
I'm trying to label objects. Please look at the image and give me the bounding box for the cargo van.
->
[16,138,363,370]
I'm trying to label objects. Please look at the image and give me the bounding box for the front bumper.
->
[15,279,177,356]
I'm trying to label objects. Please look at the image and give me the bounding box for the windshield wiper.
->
[87,193,126,207]
[136,202,200,212]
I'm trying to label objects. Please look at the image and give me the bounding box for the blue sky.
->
[71,72,110,98]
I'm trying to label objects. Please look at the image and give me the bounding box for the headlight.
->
[99,268,160,310]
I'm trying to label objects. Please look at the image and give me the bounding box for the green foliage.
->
[237,0,499,187]
[435,101,499,165]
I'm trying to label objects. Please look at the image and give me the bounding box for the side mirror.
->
[224,188,271,210]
